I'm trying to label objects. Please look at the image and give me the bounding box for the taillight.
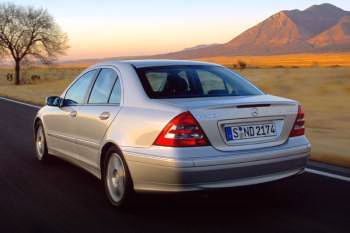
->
[153,111,210,147]
[290,105,305,137]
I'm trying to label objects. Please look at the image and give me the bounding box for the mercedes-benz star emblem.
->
[251,108,258,117]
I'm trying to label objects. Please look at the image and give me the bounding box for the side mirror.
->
[46,96,62,107]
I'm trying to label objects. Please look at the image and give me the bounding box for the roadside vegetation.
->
[0,67,82,104]
[239,67,350,168]
[198,53,350,68]
[0,65,349,168]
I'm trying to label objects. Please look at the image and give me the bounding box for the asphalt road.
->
[0,98,349,233]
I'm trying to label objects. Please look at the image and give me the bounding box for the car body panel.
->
[123,136,310,192]
[75,105,121,170]
[40,105,79,159]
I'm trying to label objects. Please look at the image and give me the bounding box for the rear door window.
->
[88,68,118,104]
[109,78,122,104]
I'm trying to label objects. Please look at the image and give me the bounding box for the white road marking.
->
[1,96,350,182]
[305,168,350,182]
[0,96,41,109]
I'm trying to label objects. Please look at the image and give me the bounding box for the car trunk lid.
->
[157,95,298,151]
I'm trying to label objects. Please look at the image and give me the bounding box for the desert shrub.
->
[237,60,247,70]
[6,73,13,81]
[31,75,41,81]
[272,65,285,68]
[312,61,319,67]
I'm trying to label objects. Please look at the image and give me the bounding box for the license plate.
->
[225,123,276,141]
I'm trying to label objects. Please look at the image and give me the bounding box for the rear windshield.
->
[136,65,263,99]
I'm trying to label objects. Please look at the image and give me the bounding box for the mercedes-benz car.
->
[33,60,310,207]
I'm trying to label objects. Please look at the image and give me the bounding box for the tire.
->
[103,147,133,207]
[34,121,50,162]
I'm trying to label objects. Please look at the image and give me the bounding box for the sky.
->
[7,0,350,60]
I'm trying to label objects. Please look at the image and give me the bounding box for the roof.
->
[95,59,220,68]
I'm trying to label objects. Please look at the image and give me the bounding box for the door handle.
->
[69,111,77,118]
[99,112,110,120]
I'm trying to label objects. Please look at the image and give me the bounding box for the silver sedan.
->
[34,60,310,207]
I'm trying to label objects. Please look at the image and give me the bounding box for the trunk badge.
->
[251,108,259,117]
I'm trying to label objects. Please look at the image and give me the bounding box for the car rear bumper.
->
[122,136,310,192]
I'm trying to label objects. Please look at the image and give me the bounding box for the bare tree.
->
[0,3,68,85]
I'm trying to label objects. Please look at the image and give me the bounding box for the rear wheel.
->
[34,122,50,162]
[103,147,133,207]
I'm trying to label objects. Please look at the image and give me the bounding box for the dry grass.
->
[0,65,349,167]
[239,67,350,167]
[0,67,83,105]
[198,53,350,68]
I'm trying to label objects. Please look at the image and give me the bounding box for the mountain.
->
[308,15,350,49]
[287,3,348,36]
[152,3,350,59]
[182,44,219,51]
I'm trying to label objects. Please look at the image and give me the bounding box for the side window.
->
[109,78,121,104]
[88,68,118,104]
[65,70,97,105]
